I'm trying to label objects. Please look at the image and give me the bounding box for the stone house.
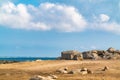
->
[61,50,83,60]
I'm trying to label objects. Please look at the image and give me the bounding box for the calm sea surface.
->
[0,57,56,62]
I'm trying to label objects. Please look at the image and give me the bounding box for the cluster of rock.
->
[56,66,109,75]
[56,67,68,74]
[29,66,109,80]
[56,67,93,75]
[29,75,57,80]
[83,47,120,60]
[69,67,93,75]
[0,60,19,64]
[61,47,120,60]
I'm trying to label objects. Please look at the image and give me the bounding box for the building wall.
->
[61,50,82,60]
[61,53,74,60]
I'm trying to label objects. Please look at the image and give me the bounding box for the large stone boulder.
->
[29,75,57,80]
[82,51,93,59]
[68,69,81,74]
[47,75,57,80]
[107,47,115,53]
[87,69,93,74]
[102,66,109,71]
[103,52,113,59]
[82,50,100,60]
[56,67,68,74]
[80,71,88,75]
[114,50,120,54]
[29,75,46,80]
[80,67,93,75]
[48,75,58,79]
[91,50,97,53]
[82,48,120,60]
[73,54,83,60]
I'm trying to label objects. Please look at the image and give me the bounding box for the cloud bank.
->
[0,2,87,32]
[0,2,120,34]
[91,14,120,34]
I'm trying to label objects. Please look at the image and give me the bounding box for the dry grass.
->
[0,60,120,80]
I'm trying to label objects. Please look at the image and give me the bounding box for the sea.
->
[0,57,56,62]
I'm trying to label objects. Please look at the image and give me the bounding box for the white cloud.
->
[98,22,120,34]
[90,14,120,34]
[0,2,120,34]
[99,14,110,22]
[0,2,87,32]
[93,14,110,23]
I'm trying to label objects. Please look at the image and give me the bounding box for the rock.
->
[80,67,93,75]
[104,53,113,59]
[80,71,88,75]
[102,66,109,71]
[68,69,81,74]
[82,51,93,59]
[68,71,76,74]
[107,47,115,53]
[87,69,93,74]
[92,53,99,60]
[49,75,58,79]
[82,51,98,59]
[64,67,68,71]
[73,54,83,60]
[29,75,56,80]
[35,59,42,62]
[103,66,109,71]
[0,60,19,64]
[62,70,68,74]
[81,67,88,71]
[114,50,120,54]
[91,50,97,53]
[80,67,88,75]
[56,67,68,74]
[46,76,55,80]
[56,69,68,74]
[29,75,45,80]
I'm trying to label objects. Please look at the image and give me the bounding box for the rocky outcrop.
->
[0,60,19,64]
[107,47,115,53]
[60,47,120,60]
[82,47,120,60]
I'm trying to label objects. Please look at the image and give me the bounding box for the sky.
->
[0,0,120,57]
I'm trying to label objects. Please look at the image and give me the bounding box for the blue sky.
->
[0,0,120,57]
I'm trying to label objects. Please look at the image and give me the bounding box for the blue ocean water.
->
[0,57,56,62]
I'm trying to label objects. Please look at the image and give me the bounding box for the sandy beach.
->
[0,60,120,80]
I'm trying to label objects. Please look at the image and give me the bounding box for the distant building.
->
[61,50,83,60]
